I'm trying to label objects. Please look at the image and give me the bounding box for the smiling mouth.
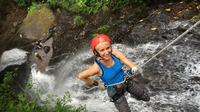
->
[104,54,112,59]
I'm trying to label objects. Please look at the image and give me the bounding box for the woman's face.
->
[95,41,112,60]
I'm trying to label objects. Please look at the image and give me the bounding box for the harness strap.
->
[111,84,127,102]
[109,79,130,102]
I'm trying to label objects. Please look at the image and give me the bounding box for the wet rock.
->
[82,56,95,65]
[19,5,56,40]
[30,37,53,73]
[76,95,90,100]
[189,76,200,84]
[167,21,182,30]
[183,104,199,112]
[10,27,17,33]
[13,21,21,27]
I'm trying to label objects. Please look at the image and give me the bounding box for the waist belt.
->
[111,84,126,102]
[108,75,133,102]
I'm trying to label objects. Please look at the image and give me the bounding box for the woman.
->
[79,34,150,112]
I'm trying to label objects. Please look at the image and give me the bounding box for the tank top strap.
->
[111,54,119,61]
[95,54,125,86]
[95,54,120,77]
[95,58,104,75]
[95,54,118,66]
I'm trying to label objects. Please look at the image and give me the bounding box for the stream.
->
[1,1,200,111]
[29,20,200,111]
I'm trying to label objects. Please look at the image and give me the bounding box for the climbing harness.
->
[107,68,138,102]
[80,69,131,92]
[140,20,200,67]
[108,83,127,102]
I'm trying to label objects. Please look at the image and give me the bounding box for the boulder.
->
[19,5,56,40]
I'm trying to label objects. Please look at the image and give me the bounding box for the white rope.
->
[140,20,200,67]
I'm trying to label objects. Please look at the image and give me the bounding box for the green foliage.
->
[7,94,48,112]
[0,70,86,112]
[47,0,110,14]
[0,71,16,112]
[18,0,195,14]
[27,2,40,16]
[132,0,145,3]
[17,0,183,10]
[95,24,111,33]
[110,0,130,11]
[73,16,86,27]
[47,0,72,11]
[192,13,200,22]
[0,0,6,8]
[25,78,33,89]
[15,0,35,7]
[54,93,86,112]
[15,0,148,14]
[47,0,138,14]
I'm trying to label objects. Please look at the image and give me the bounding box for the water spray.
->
[140,20,200,68]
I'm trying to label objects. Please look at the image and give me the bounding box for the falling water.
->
[29,38,200,112]
[0,48,28,72]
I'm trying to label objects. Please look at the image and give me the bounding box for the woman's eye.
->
[100,49,104,52]
[106,47,110,50]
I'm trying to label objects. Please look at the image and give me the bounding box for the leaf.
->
[139,19,143,22]
[151,27,157,31]
[173,16,179,19]
[165,8,171,12]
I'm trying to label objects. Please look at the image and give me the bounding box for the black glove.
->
[92,80,99,86]
[131,66,138,75]
[92,80,105,90]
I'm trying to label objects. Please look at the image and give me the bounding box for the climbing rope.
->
[140,20,200,67]
[49,20,200,64]
[15,20,200,67]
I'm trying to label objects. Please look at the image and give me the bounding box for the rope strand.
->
[140,20,200,67]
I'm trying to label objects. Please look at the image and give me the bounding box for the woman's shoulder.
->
[112,49,120,54]
[84,63,101,76]
[112,49,123,57]
[112,49,127,61]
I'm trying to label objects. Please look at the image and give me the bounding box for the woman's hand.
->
[133,66,144,77]
[93,80,105,90]
[131,66,138,74]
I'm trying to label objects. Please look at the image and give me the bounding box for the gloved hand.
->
[131,66,138,75]
[137,67,143,74]
[93,80,105,90]
[133,66,144,77]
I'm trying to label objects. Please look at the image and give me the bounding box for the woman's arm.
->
[78,63,100,85]
[112,49,137,68]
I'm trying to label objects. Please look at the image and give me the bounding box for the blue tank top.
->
[95,55,125,87]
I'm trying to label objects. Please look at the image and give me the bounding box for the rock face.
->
[19,5,56,40]
[30,37,53,73]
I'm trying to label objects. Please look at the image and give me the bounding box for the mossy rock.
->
[19,4,56,40]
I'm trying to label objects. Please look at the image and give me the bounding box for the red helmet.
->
[90,34,111,53]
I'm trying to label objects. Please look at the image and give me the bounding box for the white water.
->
[0,48,28,72]
[29,41,200,112]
